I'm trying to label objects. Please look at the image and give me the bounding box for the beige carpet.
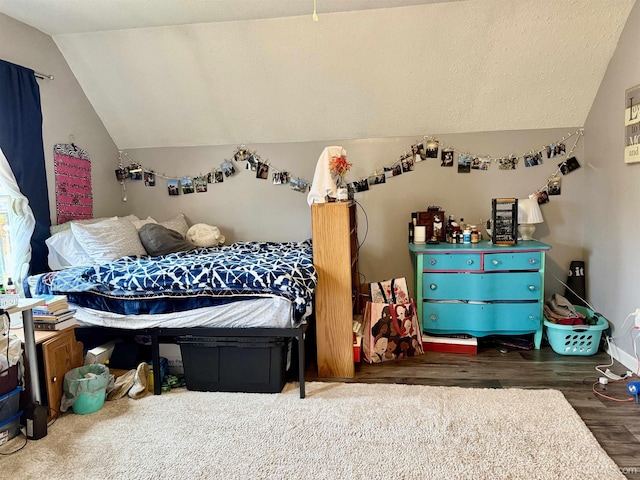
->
[1,382,625,479]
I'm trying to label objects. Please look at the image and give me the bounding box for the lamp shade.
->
[517,198,544,224]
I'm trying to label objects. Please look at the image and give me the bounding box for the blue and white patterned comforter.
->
[37,240,317,320]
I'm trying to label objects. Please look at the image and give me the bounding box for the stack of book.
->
[32,295,77,331]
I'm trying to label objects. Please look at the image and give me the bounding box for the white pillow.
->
[46,229,93,269]
[131,216,157,230]
[159,214,189,238]
[49,215,138,235]
[71,217,147,264]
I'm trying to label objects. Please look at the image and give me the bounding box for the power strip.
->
[603,368,633,381]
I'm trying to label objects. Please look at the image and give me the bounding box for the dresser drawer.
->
[421,253,481,271]
[422,302,541,336]
[483,252,542,271]
[423,272,542,301]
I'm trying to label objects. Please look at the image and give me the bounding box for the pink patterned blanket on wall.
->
[54,143,93,224]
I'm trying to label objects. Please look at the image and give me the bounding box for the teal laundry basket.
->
[62,364,110,414]
[544,306,608,356]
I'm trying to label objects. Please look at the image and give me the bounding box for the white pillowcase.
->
[46,229,93,270]
[50,215,139,235]
[70,217,147,264]
[131,216,157,230]
[159,214,189,238]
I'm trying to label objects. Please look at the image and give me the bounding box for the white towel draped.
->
[306,146,345,206]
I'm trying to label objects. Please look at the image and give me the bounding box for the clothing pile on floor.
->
[106,362,151,401]
[543,293,587,325]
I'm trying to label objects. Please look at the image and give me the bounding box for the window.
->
[0,195,10,283]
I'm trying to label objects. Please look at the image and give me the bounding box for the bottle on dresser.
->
[5,278,16,294]
[445,215,455,243]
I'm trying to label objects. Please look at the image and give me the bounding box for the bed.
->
[33,215,317,398]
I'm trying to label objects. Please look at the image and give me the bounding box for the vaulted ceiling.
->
[0,0,635,149]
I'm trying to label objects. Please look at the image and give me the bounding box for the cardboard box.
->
[159,343,184,374]
[84,341,117,365]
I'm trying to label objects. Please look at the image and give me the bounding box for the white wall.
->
[125,127,585,299]
[584,1,640,369]
[0,13,124,225]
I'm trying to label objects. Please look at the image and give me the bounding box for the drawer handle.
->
[492,259,500,265]
[429,259,436,265]
[430,314,437,321]
[529,258,537,264]
[52,376,57,383]
[467,259,474,265]
[529,315,535,320]
[430,284,437,290]
[528,285,536,291]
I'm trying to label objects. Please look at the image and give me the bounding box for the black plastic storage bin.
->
[176,336,288,393]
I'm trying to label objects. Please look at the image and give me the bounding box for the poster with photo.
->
[270,171,288,184]
[167,179,180,196]
[194,176,207,192]
[351,178,369,193]
[425,139,439,158]
[548,176,562,195]
[290,177,308,192]
[181,177,194,194]
[214,170,224,183]
[441,149,454,167]
[558,156,581,175]
[478,158,491,170]
[457,154,471,173]
[535,188,550,204]
[412,142,427,162]
[129,165,143,180]
[221,159,236,177]
[499,157,518,170]
[524,152,543,167]
[256,162,269,179]
[144,171,155,186]
[401,154,414,173]
[246,155,258,171]
[234,147,251,162]
[368,172,385,185]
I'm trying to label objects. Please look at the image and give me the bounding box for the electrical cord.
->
[0,430,28,455]
[354,199,368,251]
[591,379,635,403]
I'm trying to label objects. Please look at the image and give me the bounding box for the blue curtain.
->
[0,59,51,274]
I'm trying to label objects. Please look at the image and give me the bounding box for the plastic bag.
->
[61,364,112,413]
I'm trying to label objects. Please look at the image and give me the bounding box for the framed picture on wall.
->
[625,84,640,164]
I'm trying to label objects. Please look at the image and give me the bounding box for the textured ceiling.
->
[0,0,635,149]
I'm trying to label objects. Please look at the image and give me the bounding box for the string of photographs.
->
[114,147,311,197]
[347,129,584,205]
[115,129,583,202]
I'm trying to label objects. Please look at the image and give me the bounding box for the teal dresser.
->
[409,240,552,349]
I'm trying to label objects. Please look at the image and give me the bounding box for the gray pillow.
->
[139,223,196,257]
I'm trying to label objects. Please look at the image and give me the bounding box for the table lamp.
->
[517,198,544,240]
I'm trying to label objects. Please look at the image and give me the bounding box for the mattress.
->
[72,296,296,329]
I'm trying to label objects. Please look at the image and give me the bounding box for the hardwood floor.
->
[305,345,640,479]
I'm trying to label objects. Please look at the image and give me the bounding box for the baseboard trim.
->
[606,342,638,374]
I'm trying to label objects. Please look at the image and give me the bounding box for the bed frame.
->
[76,324,308,398]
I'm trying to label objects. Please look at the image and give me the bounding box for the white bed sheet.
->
[72,296,296,330]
